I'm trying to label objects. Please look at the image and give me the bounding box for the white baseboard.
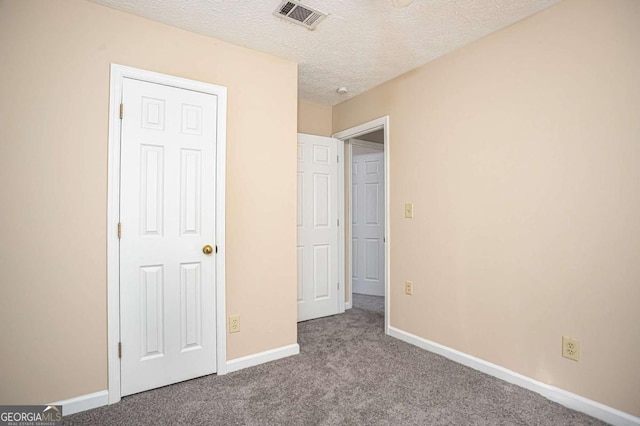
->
[387,326,639,426]
[50,390,108,416]
[345,301,352,309]
[48,344,300,415]
[226,343,300,374]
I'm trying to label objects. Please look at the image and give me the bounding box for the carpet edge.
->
[387,326,639,426]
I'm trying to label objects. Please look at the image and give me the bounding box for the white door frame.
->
[333,116,390,334]
[107,64,228,404]
[337,137,346,314]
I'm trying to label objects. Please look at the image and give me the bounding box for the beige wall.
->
[0,0,297,404]
[298,99,332,136]
[333,0,640,416]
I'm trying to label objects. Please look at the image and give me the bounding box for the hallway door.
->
[352,150,385,296]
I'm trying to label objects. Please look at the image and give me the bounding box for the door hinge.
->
[117,222,122,239]
[337,155,339,163]
[337,218,340,226]
[119,103,124,119]
[337,282,340,290]
[118,342,122,358]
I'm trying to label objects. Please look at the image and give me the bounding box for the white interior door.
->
[352,149,385,296]
[119,77,218,396]
[297,134,340,322]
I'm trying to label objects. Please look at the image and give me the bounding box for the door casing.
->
[107,64,228,404]
[333,116,390,335]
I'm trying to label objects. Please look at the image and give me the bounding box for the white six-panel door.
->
[297,134,340,322]
[352,150,385,296]
[119,78,218,396]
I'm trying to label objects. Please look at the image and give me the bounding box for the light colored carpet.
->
[352,293,384,313]
[66,309,605,425]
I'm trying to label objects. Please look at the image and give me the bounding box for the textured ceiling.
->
[87,0,561,105]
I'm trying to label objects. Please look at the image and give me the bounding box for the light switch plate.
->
[405,203,414,218]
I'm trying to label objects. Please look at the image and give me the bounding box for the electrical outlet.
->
[404,203,414,218]
[562,336,580,361]
[404,281,413,295]
[229,314,240,333]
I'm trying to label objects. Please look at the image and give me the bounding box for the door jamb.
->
[332,116,390,334]
[337,138,346,314]
[107,64,228,404]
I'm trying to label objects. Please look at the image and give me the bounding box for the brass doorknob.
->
[203,245,214,255]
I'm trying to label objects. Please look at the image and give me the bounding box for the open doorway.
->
[333,117,389,333]
[350,134,385,314]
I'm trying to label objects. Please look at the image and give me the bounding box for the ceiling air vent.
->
[274,1,328,30]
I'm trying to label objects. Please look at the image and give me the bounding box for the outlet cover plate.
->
[562,336,580,361]
[404,281,413,296]
[229,314,241,333]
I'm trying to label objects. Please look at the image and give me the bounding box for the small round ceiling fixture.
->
[337,87,348,95]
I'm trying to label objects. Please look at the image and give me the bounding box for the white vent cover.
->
[274,1,327,30]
